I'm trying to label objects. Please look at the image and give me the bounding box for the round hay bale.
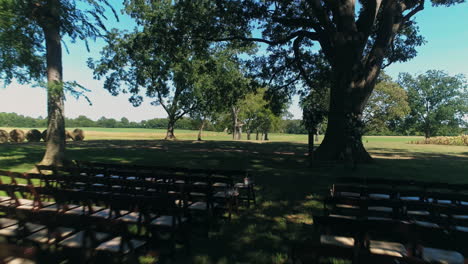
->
[65,130,74,141]
[72,129,85,141]
[0,130,9,143]
[42,130,48,141]
[9,129,25,143]
[26,129,43,142]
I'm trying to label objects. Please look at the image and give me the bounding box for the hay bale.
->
[26,129,42,142]
[9,129,25,143]
[0,130,9,143]
[66,130,74,141]
[72,129,85,141]
[42,130,48,141]
[42,129,78,141]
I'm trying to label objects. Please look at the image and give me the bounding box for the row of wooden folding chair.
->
[71,161,257,207]
[30,167,239,221]
[337,176,468,194]
[0,185,190,263]
[295,214,466,263]
[332,183,468,207]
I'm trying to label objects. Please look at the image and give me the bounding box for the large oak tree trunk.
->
[38,17,66,166]
[165,118,176,140]
[314,37,374,163]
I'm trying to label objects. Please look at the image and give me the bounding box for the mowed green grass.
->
[0,128,467,263]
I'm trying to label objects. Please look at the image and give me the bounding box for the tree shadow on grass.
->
[0,142,45,171]
[361,147,468,183]
[2,140,467,263]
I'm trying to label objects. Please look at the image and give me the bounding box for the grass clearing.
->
[0,128,467,263]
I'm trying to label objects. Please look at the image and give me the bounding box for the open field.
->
[0,128,467,263]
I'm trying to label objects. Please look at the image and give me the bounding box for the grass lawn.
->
[0,127,467,263]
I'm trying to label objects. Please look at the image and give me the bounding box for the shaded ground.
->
[0,139,467,263]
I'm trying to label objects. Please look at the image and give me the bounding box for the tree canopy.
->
[398,70,467,138]
[363,73,411,135]
[0,0,117,165]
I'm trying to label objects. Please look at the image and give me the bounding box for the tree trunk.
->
[308,130,314,164]
[197,119,206,141]
[232,106,241,140]
[264,131,269,141]
[255,131,259,140]
[314,51,374,163]
[38,17,66,166]
[315,130,319,142]
[165,118,176,140]
[246,131,251,140]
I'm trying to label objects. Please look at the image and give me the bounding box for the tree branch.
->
[204,30,319,45]
[293,36,316,90]
[403,0,425,22]
[307,0,336,34]
[357,0,383,35]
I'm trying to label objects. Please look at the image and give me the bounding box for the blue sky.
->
[1,2,467,122]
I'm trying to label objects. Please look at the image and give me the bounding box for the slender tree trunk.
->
[247,131,251,140]
[308,130,314,160]
[255,131,259,140]
[264,131,269,141]
[38,15,66,166]
[232,106,241,140]
[315,130,319,142]
[165,117,176,140]
[197,119,206,141]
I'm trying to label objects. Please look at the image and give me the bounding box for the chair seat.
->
[63,206,86,215]
[368,206,393,213]
[26,227,75,244]
[423,247,464,264]
[91,208,112,218]
[151,216,187,227]
[400,196,420,201]
[214,191,239,198]
[117,212,141,223]
[336,204,359,209]
[407,210,430,216]
[369,193,390,199]
[38,204,60,212]
[453,215,468,220]
[454,226,468,232]
[329,214,357,220]
[212,182,227,187]
[190,192,206,197]
[414,221,439,228]
[1,199,34,208]
[369,240,407,257]
[188,201,217,211]
[59,230,111,248]
[0,196,11,202]
[338,192,360,198]
[367,216,393,221]
[320,235,354,248]
[95,236,145,254]
[4,257,36,264]
[0,223,46,237]
[0,218,18,228]
[234,183,251,188]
